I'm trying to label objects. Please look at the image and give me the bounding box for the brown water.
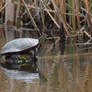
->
[0,29,92,92]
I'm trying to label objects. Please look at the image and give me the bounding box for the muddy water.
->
[1,53,92,92]
[0,29,92,92]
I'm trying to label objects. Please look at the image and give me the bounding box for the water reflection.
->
[39,54,92,92]
[0,65,39,83]
[1,30,92,92]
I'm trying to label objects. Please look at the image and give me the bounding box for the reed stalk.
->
[51,0,69,35]
[0,0,3,8]
[83,0,92,25]
[72,0,76,34]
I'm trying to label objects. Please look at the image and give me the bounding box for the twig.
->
[84,31,91,39]
[45,8,60,28]
[22,0,41,35]
[51,0,70,35]
[81,7,92,17]
[40,0,60,28]
[0,1,11,12]
[67,23,73,31]
[28,5,56,13]
[66,3,85,17]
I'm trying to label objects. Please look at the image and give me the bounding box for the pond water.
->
[0,29,92,92]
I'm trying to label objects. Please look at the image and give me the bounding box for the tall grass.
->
[0,0,92,37]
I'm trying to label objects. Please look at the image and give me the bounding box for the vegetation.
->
[0,0,92,43]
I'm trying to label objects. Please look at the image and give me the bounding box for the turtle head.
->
[39,34,47,44]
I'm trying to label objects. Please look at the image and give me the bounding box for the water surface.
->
[0,29,92,92]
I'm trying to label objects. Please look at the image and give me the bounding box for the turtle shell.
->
[0,38,39,55]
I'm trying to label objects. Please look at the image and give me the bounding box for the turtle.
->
[0,38,39,55]
[0,38,39,71]
[0,35,47,71]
